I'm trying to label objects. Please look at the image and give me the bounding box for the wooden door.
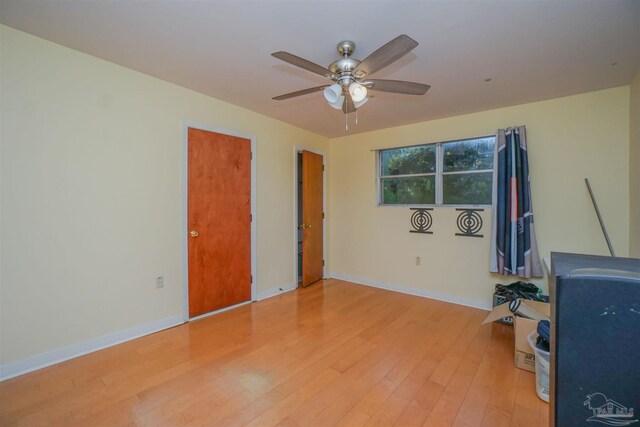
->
[188,128,251,318]
[301,150,324,287]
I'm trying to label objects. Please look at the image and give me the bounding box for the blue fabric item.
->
[536,320,551,351]
[537,320,550,341]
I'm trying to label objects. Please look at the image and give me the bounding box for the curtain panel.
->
[490,126,543,278]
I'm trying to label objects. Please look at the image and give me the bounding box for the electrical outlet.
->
[416,256,421,266]
[155,276,164,289]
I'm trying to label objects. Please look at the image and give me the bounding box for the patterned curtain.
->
[490,126,543,278]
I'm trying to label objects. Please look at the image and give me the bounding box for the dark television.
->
[549,252,640,427]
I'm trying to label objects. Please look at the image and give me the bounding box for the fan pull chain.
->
[345,111,348,131]
[355,109,358,125]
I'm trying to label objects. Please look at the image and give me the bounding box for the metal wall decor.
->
[409,208,433,234]
[455,209,484,238]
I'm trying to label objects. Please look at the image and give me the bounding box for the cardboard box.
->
[483,299,550,373]
[492,293,514,325]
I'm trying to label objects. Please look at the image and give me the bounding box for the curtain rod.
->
[369,134,496,152]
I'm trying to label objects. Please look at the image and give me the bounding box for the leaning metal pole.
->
[585,178,615,256]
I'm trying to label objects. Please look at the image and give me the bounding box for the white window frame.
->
[377,135,495,208]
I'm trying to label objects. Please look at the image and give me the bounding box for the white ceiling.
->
[1,0,639,138]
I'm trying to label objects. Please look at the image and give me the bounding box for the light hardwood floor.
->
[0,279,549,426]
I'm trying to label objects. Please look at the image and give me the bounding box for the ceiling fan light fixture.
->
[354,97,368,109]
[348,82,367,102]
[328,95,345,109]
[323,84,342,103]
[271,35,429,124]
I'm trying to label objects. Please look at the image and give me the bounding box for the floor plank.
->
[0,279,549,426]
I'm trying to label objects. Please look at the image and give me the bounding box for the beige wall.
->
[329,87,630,308]
[0,26,329,366]
[630,71,640,258]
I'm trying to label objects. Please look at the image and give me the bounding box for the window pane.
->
[382,176,435,205]
[381,145,436,176]
[443,172,493,205]
[443,137,494,172]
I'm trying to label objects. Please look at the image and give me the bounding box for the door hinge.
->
[322,260,325,266]
[250,213,253,222]
[250,274,253,283]
[250,152,253,160]
[322,164,325,171]
[322,212,325,219]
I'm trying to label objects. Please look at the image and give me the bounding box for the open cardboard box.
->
[483,299,550,372]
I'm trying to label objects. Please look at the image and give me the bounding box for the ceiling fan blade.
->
[342,94,356,114]
[365,79,430,95]
[272,85,329,100]
[353,35,418,77]
[271,51,334,79]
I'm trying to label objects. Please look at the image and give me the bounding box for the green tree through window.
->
[379,137,495,206]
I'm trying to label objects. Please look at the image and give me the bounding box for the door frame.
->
[293,146,327,287]
[180,120,257,321]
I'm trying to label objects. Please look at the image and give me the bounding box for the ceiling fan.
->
[271,34,430,114]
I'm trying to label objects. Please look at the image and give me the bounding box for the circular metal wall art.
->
[409,208,433,234]
[455,209,484,238]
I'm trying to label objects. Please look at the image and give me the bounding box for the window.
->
[380,145,436,205]
[378,136,495,206]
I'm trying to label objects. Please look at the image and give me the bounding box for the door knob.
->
[190,230,199,237]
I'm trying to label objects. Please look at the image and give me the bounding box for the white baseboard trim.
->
[255,282,297,301]
[0,314,184,382]
[189,300,253,321]
[329,272,492,311]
